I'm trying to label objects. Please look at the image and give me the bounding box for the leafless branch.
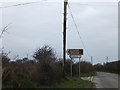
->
[0,24,11,39]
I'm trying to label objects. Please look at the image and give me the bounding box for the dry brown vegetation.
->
[1,45,95,88]
[94,61,120,74]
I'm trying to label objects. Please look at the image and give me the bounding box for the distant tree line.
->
[1,45,95,88]
[94,61,120,74]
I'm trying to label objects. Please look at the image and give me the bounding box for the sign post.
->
[67,49,83,77]
[70,56,73,76]
[79,56,81,78]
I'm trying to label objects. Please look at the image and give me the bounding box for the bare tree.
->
[0,24,11,39]
[0,24,11,54]
[0,26,8,38]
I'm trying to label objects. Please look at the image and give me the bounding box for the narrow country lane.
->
[93,72,119,88]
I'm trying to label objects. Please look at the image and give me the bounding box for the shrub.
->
[32,45,63,85]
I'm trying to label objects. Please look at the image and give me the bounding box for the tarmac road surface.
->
[93,72,119,88]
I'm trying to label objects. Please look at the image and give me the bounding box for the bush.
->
[32,45,63,86]
[1,52,10,67]
[73,61,94,75]
[2,45,96,88]
[63,60,94,76]
[94,61,119,74]
[2,45,64,87]
[2,62,36,88]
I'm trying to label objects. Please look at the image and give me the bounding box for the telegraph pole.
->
[91,56,93,65]
[63,0,68,77]
[106,56,108,63]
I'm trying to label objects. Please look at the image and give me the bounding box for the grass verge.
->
[80,71,97,77]
[40,76,93,88]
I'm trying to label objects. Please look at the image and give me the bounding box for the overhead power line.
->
[68,3,91,57]
[69,3,117,7]
[0,0,47,8]
[0,1,117,8]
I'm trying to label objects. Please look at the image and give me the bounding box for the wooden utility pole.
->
[63,0,68,77]
[106,56,108,63]
[91,56,93,65]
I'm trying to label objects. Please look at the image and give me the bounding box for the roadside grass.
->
[80,71,97,77]
[40,76,93,88]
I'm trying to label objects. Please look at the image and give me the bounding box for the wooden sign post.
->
[67,49,83,77]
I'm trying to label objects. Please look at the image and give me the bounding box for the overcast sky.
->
[0,0,119,64]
